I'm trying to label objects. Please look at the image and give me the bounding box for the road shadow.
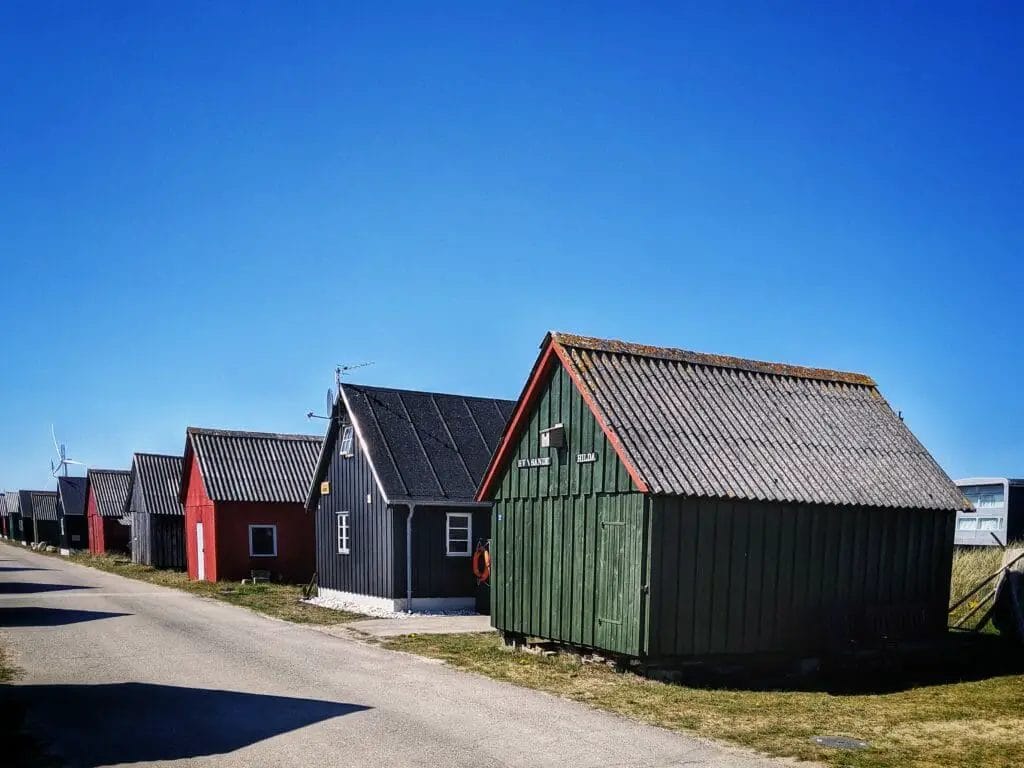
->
[0,607,130,627]
[1,682,370,766]
[0,566,52,572]
[0,583,93,594]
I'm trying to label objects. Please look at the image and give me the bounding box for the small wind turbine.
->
[50,425,86,478]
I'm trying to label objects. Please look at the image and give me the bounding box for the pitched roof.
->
[29,491,59,521]
[87,469,132,518]
[307,384,517,510]
[3,491,19,517]
[478,332,968,511]
[0,493,6,517]
[57,476,87,517]
[183,427,323,504]
[126,453,184,516]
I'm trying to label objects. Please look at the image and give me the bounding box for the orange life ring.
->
[472,544,491,584]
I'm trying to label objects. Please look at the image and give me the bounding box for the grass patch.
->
[50,549,363,625]
[383,632,1024,768]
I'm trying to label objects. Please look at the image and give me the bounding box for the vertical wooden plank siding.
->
[647,497,956,657]
[315,427,394,598]
[491,364,643,655]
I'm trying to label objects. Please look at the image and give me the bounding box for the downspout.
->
[406,504,417,613]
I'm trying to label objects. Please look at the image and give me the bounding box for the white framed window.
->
[446,512,472,557]
[337,511,351,554]
[339,425,355,457]
[248,525,277,557]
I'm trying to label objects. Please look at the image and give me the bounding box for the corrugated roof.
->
[0,493,7,517]
[127,453,184,516]
[87,469,132,518]
[4,491,20,517]
[29,491,59,521]
[480,332,969,511]
[57,476,87,517]
[184,427,323,504]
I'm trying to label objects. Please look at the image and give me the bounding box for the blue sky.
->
[1,2,1021,490]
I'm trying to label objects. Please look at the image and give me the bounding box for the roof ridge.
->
[549,331,876,387]
[343,382,516,404]
[134,452,182,459]
[187,426,322,442]
[88,468,131,475]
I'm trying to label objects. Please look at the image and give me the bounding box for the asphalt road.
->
[0,543,782,767]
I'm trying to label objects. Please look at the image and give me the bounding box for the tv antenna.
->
[306,362,374,421]
[50,425,86,477]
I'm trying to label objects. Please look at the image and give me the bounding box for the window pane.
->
[251,526,276,556]
[957,517,977,531]
[340,426,354,456]
[962,484,1004,508]
[979,517,1002,531]
[447,514,472,555]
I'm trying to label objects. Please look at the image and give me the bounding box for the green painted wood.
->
[490,363,643,655]
[647,497,956,658]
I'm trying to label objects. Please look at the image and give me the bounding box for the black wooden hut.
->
[56,476,88,553]
[126,453,186,568]
[0,493,8,539]
[29,491,60,547]
[15,491,37,545]
[306,384,516,612]
[478,332,971,659]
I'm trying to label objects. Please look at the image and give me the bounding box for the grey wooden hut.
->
[478,332,971,660]
[29,491,60,547]
[126,453,186,568]
[4,491,24,541]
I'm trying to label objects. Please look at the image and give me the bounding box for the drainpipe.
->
[406,504,416,613]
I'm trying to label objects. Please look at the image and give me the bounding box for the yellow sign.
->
[320,481,331,495]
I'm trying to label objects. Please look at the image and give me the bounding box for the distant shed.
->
[126,453,185,568]
[306,384,515,612]
[179,428,322,582]
[478,332,970,659]
[4,492,22,541]
[14,491,36,545]
[56,476,88,553]
[85,469,132,555]
[0,493,8,538]
[29,491,60,546]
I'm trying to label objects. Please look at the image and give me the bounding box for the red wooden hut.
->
[179,427,322,583]
[85,469,132,554]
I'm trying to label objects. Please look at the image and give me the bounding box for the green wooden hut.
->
[477,333,970,660]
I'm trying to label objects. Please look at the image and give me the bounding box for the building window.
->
[961,484,1004,509]
[339,425,355,457]
[337,511,351,554]
[957,516,977,531]
[446,512,472,557]
[249,525,277,557]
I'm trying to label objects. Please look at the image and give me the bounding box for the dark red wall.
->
[183,454,314,583]
[86,489,130,555]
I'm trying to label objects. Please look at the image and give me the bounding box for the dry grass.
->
[385,632,1024,768]
[949,545,1015,630]
[61,551,363,624]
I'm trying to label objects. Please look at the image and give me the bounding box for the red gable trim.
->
[475,336,649,501]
